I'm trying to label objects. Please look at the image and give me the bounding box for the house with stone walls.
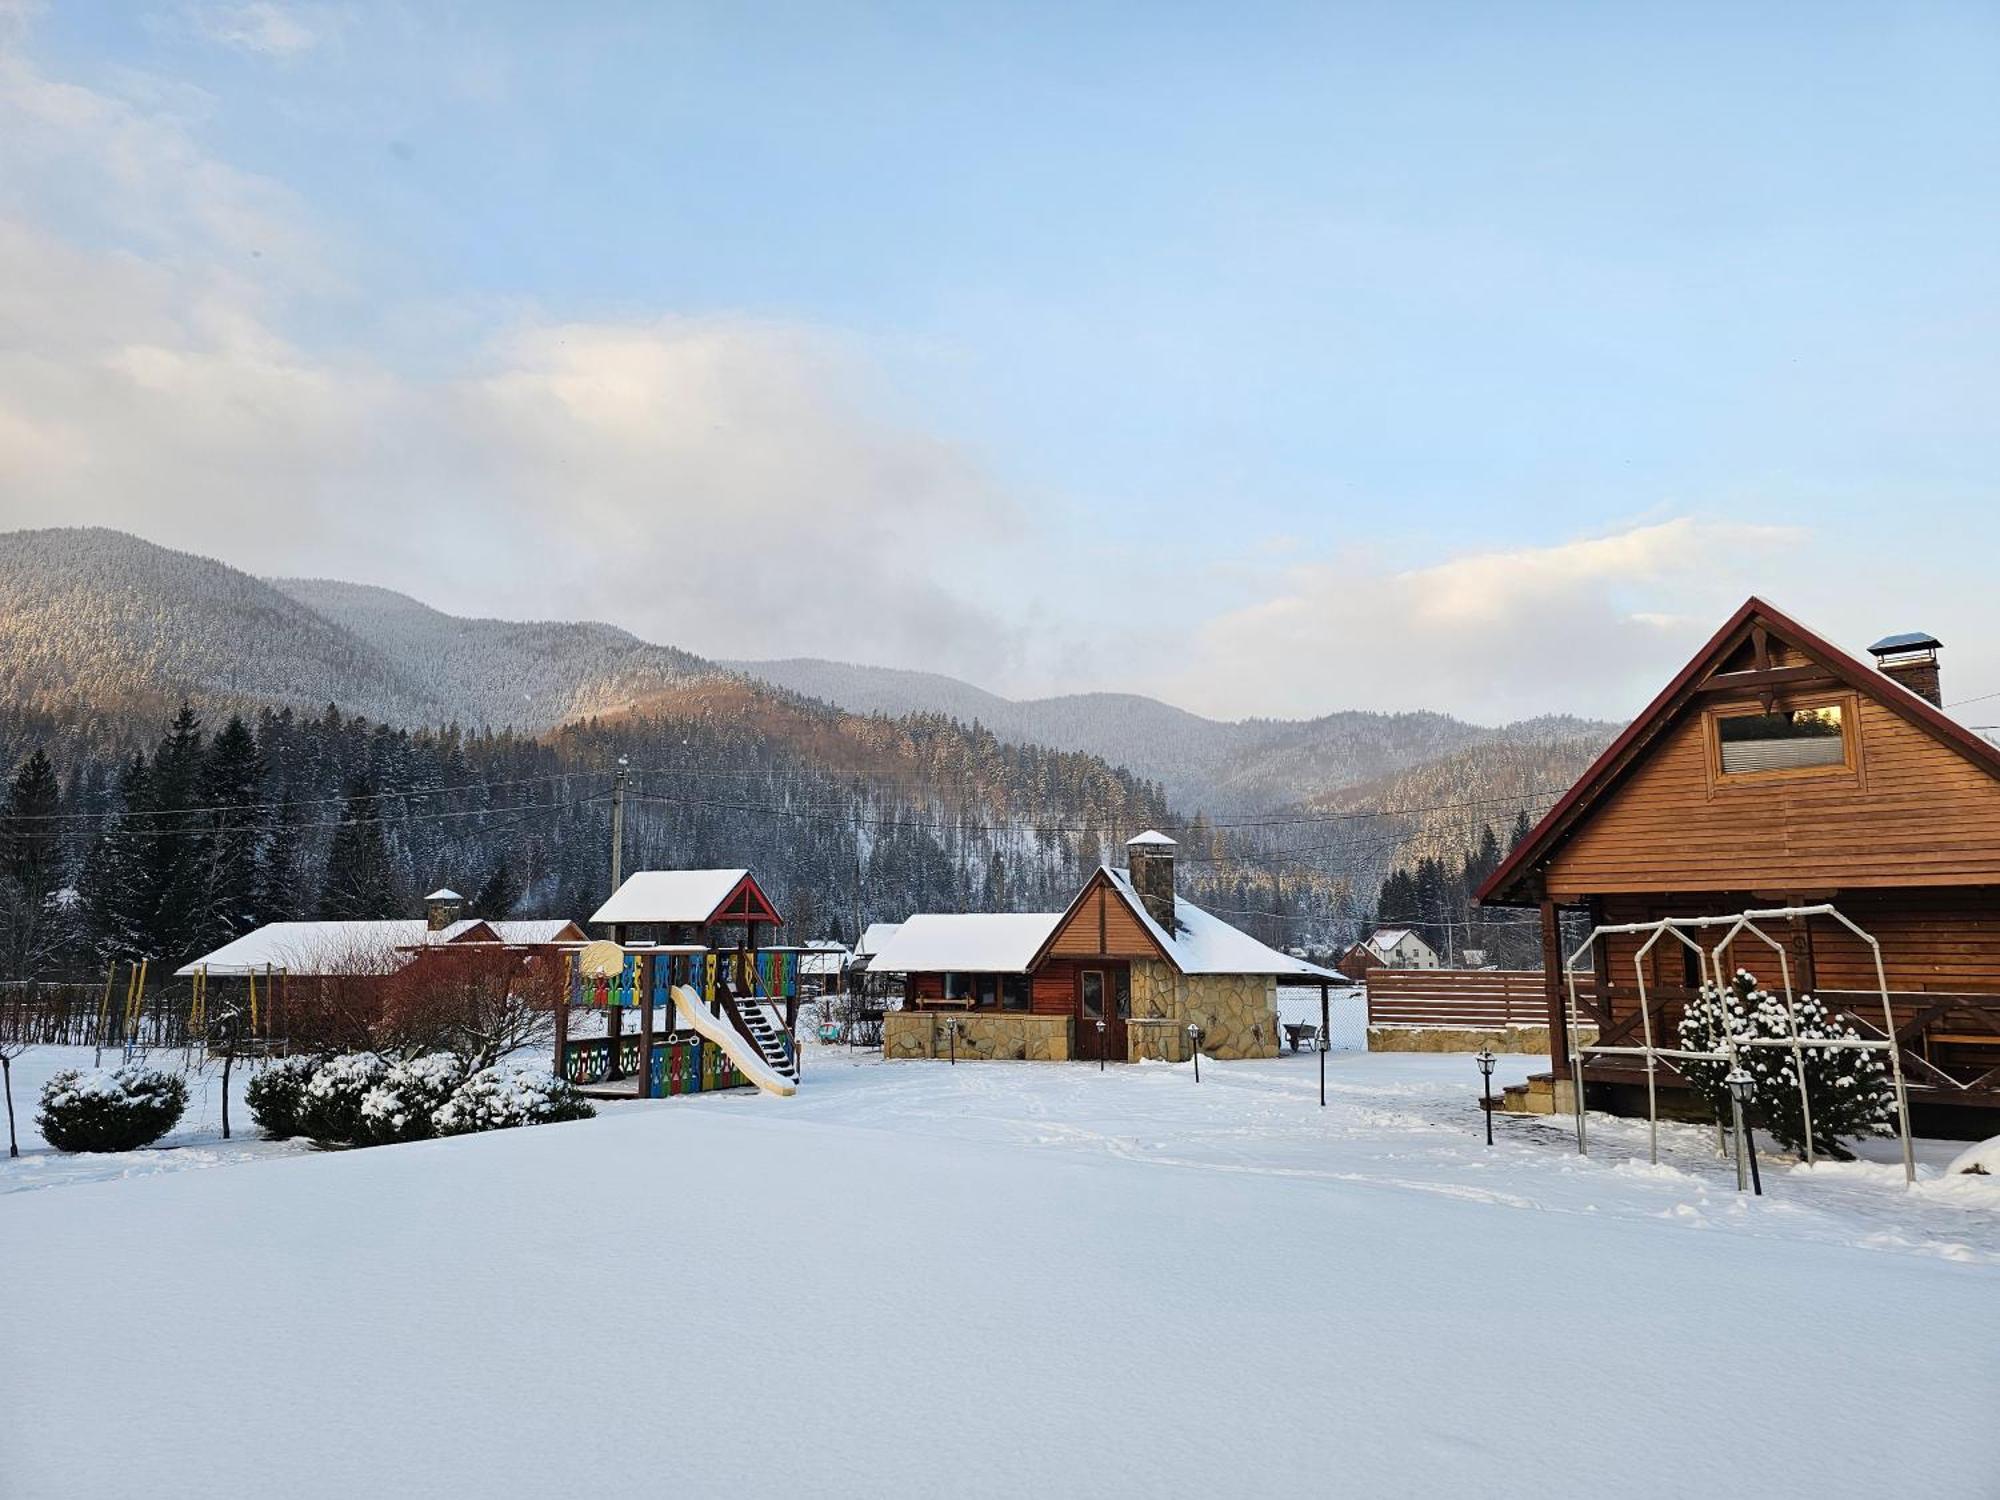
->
[877,832,1347,1064]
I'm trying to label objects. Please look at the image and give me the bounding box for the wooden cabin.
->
[875,832,1347,1063]
[1478,598,2000,1136]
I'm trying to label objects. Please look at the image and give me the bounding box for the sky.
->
[0,1,1996,726]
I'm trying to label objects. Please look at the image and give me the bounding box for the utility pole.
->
[610,756,629,896]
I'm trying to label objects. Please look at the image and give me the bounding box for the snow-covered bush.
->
[433,1061,594,1136]
[36,1065,188,1153]
[1677,970,1895,1160]
[245,1055,320,1139]
[296,1052,389,1145]
[359,1053,466,1145]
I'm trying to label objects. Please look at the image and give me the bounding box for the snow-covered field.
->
[3,1042,1996,1498]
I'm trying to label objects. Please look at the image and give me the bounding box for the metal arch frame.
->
[1561,904,1915,1185]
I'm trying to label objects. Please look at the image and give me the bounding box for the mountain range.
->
[0,526,1620,924]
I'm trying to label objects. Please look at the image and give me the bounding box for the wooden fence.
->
[0,981,205,1051]
[1366,968,1588,1030]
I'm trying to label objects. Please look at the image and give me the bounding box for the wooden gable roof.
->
[1478,597,2000,907]
[1029,867,1173,969]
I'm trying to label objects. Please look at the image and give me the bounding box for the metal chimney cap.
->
[425,887,464,902]
[1867,631,1942,658]
[1127,830,1178,847]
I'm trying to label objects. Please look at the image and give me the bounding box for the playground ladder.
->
[737,998,799,1080]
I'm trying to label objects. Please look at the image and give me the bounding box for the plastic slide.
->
[669,984,798,1097]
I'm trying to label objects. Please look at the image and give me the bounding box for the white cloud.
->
[0,42,1025,678]
[189,3,344,60]
[1159,519,1806,723]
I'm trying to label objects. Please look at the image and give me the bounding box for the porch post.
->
[638,954,655,1099]
[1540,898,1570,1079]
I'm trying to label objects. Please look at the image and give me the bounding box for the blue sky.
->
[2,2,1997,722]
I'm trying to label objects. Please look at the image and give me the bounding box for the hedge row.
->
[250,1053,595,1147]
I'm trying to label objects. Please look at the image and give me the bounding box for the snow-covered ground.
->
[3,1041,1996,1498]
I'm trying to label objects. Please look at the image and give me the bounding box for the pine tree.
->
[256,793,306,925]
[319,776,402,920]
[0,750,63,978]
[1677,969,1896,1160]
[470,857,521,919]
[194,715,266,955]
[141,705,208,962]
[79,755,154,963]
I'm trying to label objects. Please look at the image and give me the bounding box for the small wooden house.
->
[875,832,1346,1063]
[1478,598,2000,1135]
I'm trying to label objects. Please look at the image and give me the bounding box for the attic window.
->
[1716,703,1848,775]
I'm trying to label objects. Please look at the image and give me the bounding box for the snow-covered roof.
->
[1368,927,1417,951]
[1102,868,1346,982]
[178,917,585,976]
[854,922,902,958]
[426,888,463,902]
[1126,829,1178,847]
[867,913,1062,973]
[799,946,848,977]
[178,921,438,977]
[591,869,752,926]
[478,920,584,946]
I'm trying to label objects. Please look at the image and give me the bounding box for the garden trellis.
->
[1562,904,1916,1184]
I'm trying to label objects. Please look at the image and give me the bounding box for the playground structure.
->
[1562,903,1915,1183]
[558,942,802,1099]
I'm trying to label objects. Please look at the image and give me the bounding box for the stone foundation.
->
[882,1011,1072,1062]
[1367,1023,1595,1055]
[1125,962,1280,1061]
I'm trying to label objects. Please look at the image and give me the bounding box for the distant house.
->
[1335,942,1385,983]
[1477,597,2000,1134]
[799,940,851,995]
[873,832,1347,1063]
[1361,927,1441,971]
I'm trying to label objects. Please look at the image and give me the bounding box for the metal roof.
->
[1867,631,1942,656]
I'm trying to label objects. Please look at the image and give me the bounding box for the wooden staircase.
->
[735,997,799,1080]
[1491,1072,1575,1115]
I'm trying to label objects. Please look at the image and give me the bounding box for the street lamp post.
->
[946,1017,958,1067]
[1318,1027,1328,1108]
[1095,1018,1105,1072]
[1476,1047,1497,1146]
[1187,1022,1202,1083]
[1727,1068,1762,1195]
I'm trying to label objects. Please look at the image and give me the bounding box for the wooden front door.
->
[1077,966,1128,1061]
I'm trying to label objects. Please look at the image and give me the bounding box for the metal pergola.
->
[1562,904,1915,1185]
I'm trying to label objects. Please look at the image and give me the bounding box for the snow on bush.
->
[296,1052,389,1145]
[36,1065,189,1153]
[1677,969,1895,1160]
[433,1061,595,1136]
[359,1054,466,1145]
[245,1055,321,1139]
[1946,1135,2000,1176]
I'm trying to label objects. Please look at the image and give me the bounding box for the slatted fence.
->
[1366,968,1586,1030]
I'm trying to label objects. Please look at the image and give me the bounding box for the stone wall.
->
[1366,1022,1596,1054]
[1123,962,1280,1061]
[882,1011,1072,1062]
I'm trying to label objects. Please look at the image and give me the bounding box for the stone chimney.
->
[1867,632,1944,708]
[1126,831,1178,932]
[425,887,465,932]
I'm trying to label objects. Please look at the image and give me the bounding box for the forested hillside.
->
[0,692,1176,978]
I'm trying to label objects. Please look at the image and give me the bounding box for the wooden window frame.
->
[1702,690,1864,796]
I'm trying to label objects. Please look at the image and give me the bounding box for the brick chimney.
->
[425,887,465,932]
[1867,632,1944,708]
[1126,831,1178,932]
